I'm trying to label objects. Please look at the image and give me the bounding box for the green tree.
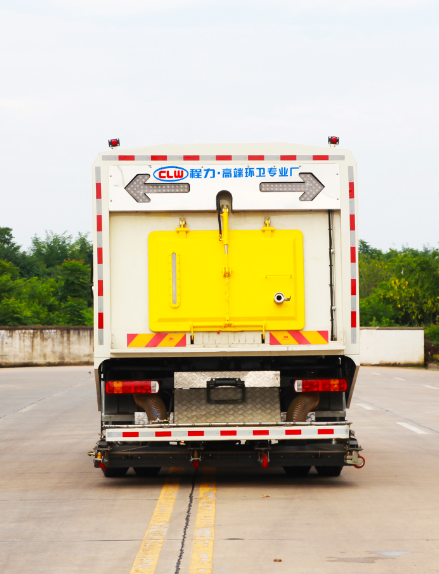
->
[27,231,92,277]
[57,259,91,304]
[71,233,93,267]
[28,231,76,276]
[20,277,60,324]
[0,228,33,277]
[56,297,92,326]
[360,246,439,326]
[0,260,21,299]
[0,298,34,326]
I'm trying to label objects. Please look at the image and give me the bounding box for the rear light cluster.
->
[106,381,159,394]
[294,379,347,392]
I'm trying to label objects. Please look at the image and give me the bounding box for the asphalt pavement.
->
[0,365,438,573]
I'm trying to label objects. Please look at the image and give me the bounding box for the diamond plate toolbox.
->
[174,387,281,424]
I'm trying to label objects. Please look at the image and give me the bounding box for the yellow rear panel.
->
[148,228,304,332]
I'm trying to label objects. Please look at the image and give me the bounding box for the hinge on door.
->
[176,218,189,235]
[261,217,275,235]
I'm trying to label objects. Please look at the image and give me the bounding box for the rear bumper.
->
[105,423,350,442]
[94,423,362,469]
[93,443,360,469]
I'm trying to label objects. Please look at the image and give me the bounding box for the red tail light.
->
[106,381,159,394]
[294,379,347,392]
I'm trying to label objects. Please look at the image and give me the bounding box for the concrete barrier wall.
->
[360,327,424,366]
[0,327,93,367]
[0,326,425,367]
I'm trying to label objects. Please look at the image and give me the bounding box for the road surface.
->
[0,365,438,573]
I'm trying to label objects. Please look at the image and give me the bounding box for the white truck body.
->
[91,142,362,475]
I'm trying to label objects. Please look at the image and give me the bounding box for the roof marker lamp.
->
[294,379,347,392]
[328,136,339,145]
[106,381,159,394]
[108,138,120,148]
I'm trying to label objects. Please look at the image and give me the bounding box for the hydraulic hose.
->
[286,392,320,422]
[216,195,222,239]
[134,394,168,421]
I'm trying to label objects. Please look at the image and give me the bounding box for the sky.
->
[1,0,438,251]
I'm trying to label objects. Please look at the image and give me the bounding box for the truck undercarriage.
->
[91,355,363,476]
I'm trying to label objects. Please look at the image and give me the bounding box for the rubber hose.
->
[286,392,320,422]
[216,195,222,238]
[134,394,168,421]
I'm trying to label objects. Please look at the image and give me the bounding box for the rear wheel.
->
[101,467,129,478]
[283,466,311,477]
[133,467,161,477]
[315,465,343,477]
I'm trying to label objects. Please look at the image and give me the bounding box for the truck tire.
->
[315,465,343,477]
[283,466,311,477]
[133,467,161,477]
[101,467,129,478]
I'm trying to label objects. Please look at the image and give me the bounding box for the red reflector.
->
[220,430,237,436]
[351,279,357,295]
[122,432,139,437]
[313,155,329,160]
[118,155,135,161]
[294,379,347,392]
[183,155,200,161]
[98,313,103,329]
[216,155,232,160]
[280,155,296,160]
[155,431,171,437]
[318,429,334,435]
[188,431,204,437]
[96,182,102,199]
[349,181,355,198]
[285,429,302,435]
[151,155,167,161]
[350,214,356,230]
[96,215,102,232]
[97,247,103,264]
[105,381,159,394]
[253,430,269,436]
[248,155,264,160]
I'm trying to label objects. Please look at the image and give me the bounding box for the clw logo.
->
[153,166,188,182]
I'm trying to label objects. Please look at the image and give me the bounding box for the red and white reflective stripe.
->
[95,166,104,345]
[102,154,345,162]
[348,166,357,344]
[105,425,349,441]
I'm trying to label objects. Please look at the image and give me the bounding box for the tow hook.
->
[190,450,201,469]
[258,451,270,469]
[94,451,107,470]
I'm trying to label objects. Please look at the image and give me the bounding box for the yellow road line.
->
[130,467,182,574]
[189,467,216,574]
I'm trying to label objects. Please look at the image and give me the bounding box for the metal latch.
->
[274,292,291,304]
